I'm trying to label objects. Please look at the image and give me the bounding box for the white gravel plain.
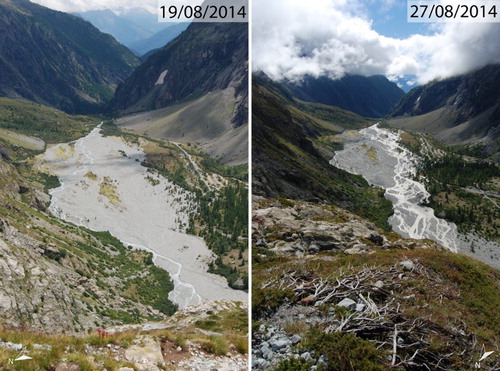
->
[36,126,247,308]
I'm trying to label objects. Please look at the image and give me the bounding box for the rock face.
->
[0,0,139,114]
[390,64,500,121]
[0,219,165,334]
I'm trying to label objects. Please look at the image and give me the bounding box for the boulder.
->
[337,298,357,309]
[399,260,416,271]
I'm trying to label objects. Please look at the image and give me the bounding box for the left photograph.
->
[0,0,248,369]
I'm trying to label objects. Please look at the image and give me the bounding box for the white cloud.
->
[253,0,500,84]
[30,0,188,14]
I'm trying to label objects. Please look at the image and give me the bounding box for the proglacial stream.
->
[331,124,500,268]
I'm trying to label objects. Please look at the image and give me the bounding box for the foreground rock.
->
[252,197,443,257]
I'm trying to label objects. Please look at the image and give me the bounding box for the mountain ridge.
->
[389,64,500,161]
[275,74,405,118]
[77,8,153,47]
[0,0,139,114]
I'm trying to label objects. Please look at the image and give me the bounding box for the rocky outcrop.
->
[99,301,248,371]
[253,197,445,257]
[253,198,388,256]
[0,219,164,334]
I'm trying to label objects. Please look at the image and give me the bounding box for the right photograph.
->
[251,1,500,370]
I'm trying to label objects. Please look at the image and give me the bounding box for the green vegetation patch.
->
[419,152,500,240]
[38,172,61,193]
[0,98,96,143]
[196,182,248,290]
[300,328,386,371]
[0,329,137,370]
[200,155,248,182]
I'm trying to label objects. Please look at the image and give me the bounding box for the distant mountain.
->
[280,74,405,118]
[389,64,500,161]
[77,8,186,55]
[107,22,248,128]
[129,22,189,56]
[77,9,153,47]
[0,0,139,114]
[115,7,168,34]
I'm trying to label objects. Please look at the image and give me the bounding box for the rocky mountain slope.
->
[278,74,405,118]
[389,64,500,161]
[106,22,248,128]
[252,197,500,370]
[252,75,393,229]
[106,21,248,166]
[0,153,175,334]
[0,0,139,114]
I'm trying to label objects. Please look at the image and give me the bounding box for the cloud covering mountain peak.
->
[253,0,500,84]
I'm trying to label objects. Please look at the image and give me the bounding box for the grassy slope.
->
[0,98,97,145]
[255,249,500,370]
[0,302,247,370]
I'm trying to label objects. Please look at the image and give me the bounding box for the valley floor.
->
[332,124,500,270]
[36,125,247,308]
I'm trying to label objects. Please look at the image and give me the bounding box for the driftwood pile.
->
[262,262,498,370]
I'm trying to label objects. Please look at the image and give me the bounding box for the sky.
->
[30,0,178,14]
[253,0,500,87]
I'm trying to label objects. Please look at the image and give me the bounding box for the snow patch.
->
[155,70,168,85]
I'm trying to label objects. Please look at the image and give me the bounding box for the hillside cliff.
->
[107,22,248,127]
